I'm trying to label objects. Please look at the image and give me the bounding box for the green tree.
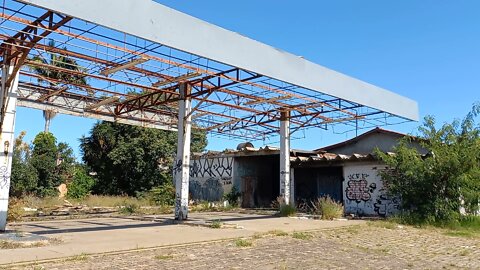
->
[10,131,38,197]
[29,39,89,132]
[80,121,207,196]
[67,166,95,199]
[377,103,480,224]
[31,132,76,196]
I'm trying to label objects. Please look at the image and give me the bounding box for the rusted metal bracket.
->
[0,11,72,131]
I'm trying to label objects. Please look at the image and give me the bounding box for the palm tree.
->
[29,39,88,133]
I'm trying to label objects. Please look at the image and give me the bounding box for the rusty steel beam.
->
[0,13,357,119]
[0,11,72,87]
[37,86,68,102]
[22,71,131,98]
[0,11,71,131]
[115,68,261,115]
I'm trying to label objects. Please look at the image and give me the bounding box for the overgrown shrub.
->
[7,198,24,222]
[273,196,296,217]
[377,103,480,225]
[67,167,95,199]
[119,202,139,215]
[310,196,344,220]
[146,181,175,206]
[223,186,241,206]
[279,204,296,217]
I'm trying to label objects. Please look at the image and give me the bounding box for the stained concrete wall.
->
[343,163,400,217]
[189,156,234,202]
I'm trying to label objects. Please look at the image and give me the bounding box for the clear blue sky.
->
[15,0,480,159]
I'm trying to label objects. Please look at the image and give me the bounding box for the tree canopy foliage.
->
[11,132,77,197]
[80,121,207,196]
[377,103,480,223]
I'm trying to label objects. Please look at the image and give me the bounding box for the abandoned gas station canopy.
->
[0,0,419,223]
[1,0,418,140]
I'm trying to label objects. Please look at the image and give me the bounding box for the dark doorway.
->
[235,155,279,208]
[295,167,344,203]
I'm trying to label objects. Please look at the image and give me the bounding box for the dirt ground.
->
[7,222,479,270]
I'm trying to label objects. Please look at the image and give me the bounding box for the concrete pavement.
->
[1,212,364,265]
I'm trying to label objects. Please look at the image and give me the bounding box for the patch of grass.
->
[291,232,313,240]
[344,226,360,234]
[137,205,172,215]
[119,202,139,215]
[277,262,288,270]
[155,254,175,260]
[210,219,222,229]
[235,238,253,248]
[459,249,471,256]
[0,240,22,249]
[253,230,288,239]
[367,220,397,230]
[267,230,288,237]
[310,196,343,220]
[279,204,296,217]
[444,230,476,238]
[66,253,89,262]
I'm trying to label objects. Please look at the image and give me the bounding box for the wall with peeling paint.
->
[343,163,400,217]
[189,156,234,202]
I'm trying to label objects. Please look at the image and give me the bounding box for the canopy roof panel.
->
[0,0,418,141]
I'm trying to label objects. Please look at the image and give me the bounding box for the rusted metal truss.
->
[114,68,261,115]
[0,11,71,87]
[0,0,406,140]
[0,10,71,130]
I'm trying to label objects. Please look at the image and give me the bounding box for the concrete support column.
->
[0,67,19,231]
[174,83,192,221]
[279,111,291,205]
[290,167,295,205]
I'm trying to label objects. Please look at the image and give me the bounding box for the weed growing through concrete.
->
[291,232,313,240]
[155,254,175,260]
[235,238,253,248]
[0,240,22,249]
[66,253,89,262]
[310,196,343,220]
[279,204,296,217]
[267,230,288,237]
[277,262,289,270]
[119,203,139,215]
[210,219,222,229]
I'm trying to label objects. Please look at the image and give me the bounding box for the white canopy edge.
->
[19,0,419,121]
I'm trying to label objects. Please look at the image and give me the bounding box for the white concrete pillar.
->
[0,67,19,231]
[174,83,192,220]
[279,111,291,205]
[290,167,295,205]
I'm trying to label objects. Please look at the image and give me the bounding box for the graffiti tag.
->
[0,166,9,190]
[345,173,376,203]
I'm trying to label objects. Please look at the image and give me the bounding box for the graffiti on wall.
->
[190,157,233,178]
[189,157,234,202]
[344,165,400,217]
[0,166,9,190]
[373,186,401,217]
[345,173,376,203]
[190,178,225,201]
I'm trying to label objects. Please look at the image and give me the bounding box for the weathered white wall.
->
[189,156,234,202]
[343,163,400,217]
